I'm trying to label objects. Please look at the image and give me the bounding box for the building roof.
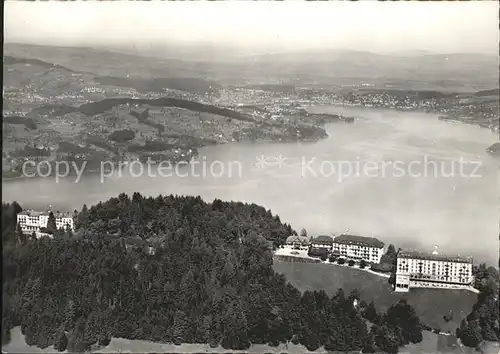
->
[18,210,47,217]
[398,250,473,264]
[311,235,334,244]
[334,234,384,248]
[286,235,310,244]
[18,209,73,218]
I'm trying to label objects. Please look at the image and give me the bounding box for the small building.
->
[17,209,74,235]
[285,235,310,249]
[310,235,334,249]
[394,250,474,292]
[332,234,384,263]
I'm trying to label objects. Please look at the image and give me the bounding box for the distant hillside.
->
[3,56,77,73]
[4,43,208,79]
[2,116,37,130]
[243,84,296,93]
[47,97,255,122]
[5,43,497,90]
[474,88,500,97]
[4,53,221,96]
[94,76,221,95]
[357,88,454,99]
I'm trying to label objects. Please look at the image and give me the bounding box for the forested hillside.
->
[3,195,424,353]
[75,193,295,248]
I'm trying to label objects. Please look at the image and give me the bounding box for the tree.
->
[65,223,73,238]
[171,310,189,345]
[361,332,376,353]
[337,258,345,265]
[75,204,89,230]
[54,326,68,352]
[348,260,356,267]
[385,300,422,345]
[379,244,398,272]
[2,318,11,345]
[54,229,65,239]
[300,228,307,237]
[386,244,397,257]
[221,300,250,350]
[196,315,212,343]
[98,336,111,346]
[46,211,57,234]
[348,288,360,300]
[372,324,401,354]
[360,259,368,269]
[459,319,482,348]
[15,222,25,245]
[67,317,88,353]
[363,301,381,325]
[389,273,396,286]
[329,254,338,263]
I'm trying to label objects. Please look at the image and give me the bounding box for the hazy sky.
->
[5,1,499,55]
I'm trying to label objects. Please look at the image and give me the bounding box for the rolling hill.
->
[5,43,498,90]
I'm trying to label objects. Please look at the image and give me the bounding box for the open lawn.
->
[403,330,499,354]
[273,260,478,333]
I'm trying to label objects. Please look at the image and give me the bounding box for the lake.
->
[3,106,498,264]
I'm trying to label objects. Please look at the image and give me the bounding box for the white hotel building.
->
[17,210,74,234]
[395,250,474,292]
[332,234,385,264]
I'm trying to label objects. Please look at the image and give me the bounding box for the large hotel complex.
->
[288,233,385,264]
[17,210,74,235]
[394,250,474,292]
[331,234,385,264]
[284,233,474,292]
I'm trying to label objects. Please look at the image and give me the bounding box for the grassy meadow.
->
[272,260,478,333]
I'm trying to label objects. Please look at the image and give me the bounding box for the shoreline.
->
[6,104,496,183]
[316,102,499,134]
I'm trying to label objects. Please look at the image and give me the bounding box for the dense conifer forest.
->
[1,194,497,353]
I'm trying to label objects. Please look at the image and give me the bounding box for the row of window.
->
[400,260,470,268]
[398,269,471,277]
[410,274,471,282]
[411,281,469,288]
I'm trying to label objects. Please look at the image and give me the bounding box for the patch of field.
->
[273,261,478,332]
[2,327,65,353]
[403,330,499,354]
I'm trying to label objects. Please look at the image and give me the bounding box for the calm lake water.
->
[3,107,499,264]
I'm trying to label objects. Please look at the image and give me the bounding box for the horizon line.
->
[4,41,498,59]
